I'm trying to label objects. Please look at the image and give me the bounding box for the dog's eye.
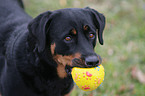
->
[65,36,71,41]
[89,33,95,38]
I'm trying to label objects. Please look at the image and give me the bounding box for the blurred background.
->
[23,0,145,95]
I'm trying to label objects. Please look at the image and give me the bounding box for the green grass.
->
[24,0,145,95]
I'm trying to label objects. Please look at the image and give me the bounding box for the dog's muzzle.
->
[65,55,102,76]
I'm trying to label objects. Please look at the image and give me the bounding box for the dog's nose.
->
[85,55,100,67]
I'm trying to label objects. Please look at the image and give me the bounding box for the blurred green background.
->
[23,0,145,95]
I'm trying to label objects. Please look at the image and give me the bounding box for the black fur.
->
[0,0,105,96]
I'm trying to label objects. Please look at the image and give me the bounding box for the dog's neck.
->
[27,34,61,79]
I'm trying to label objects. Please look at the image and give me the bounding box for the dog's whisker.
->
[72,58,86,68]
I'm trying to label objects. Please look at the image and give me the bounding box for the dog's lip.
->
[65,65,83,75]
[65,65,99,76]
[65,65,73,75]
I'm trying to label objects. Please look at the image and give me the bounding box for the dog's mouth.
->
[65,57,101,76]
[65,58,85,75]
[65,65,73,75]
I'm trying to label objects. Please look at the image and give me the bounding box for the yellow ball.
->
[71,65,105,91]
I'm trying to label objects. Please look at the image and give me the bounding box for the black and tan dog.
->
[0,0,105,96]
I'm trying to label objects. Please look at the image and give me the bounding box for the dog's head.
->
[28,7,105,78]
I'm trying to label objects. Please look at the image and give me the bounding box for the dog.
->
[0,0,105,96]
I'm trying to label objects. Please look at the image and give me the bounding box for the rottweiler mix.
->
[0,0,105,96]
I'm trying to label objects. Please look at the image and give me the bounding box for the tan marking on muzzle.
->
[57,64,67,78]
[54,53,81,66]
[53,53,81,78]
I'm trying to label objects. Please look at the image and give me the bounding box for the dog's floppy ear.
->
[28,11,52,52]
[85,7,105,45]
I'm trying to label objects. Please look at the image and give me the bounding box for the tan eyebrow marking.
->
[83,25,89,31]
[71,28,77,35]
